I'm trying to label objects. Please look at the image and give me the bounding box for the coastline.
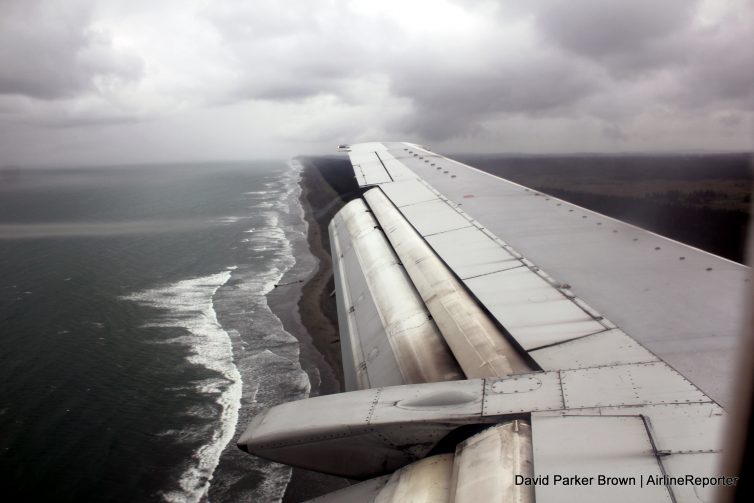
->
[269,156,357,502]
[209,156,357,502]
[290,159,348,387]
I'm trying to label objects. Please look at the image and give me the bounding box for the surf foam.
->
[124,271,241,503]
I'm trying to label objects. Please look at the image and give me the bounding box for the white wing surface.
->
[237,142,747,503]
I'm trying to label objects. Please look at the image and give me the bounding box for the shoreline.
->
[268,158,354,501]
[208,165,314,503]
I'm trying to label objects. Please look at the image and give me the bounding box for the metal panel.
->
[425,226,521,280]
[540,402,725,453]
[368,381,487,456]
[239,387,377,447]
[330,221,366,391]
[632,403,724,455]
[348,228,463,385]
[237,380,493,478]
[332,200,463,388]
[236,386,417,478]
[364,188,532,379]
[375,454,454,503]
[661,453,721,503]
[343,244,402,388]
[352,270,407,388]
[371,379,484,424]
[376,142,747,408]
[349,142,389,154]
[638,403,725,454]
[349,150,392,185]
[380,150,420,182]
[380,179,439,207]
[360,160,393,185]
[367,381,487,456]
[349,147,416,185]
[349,151,382,165]
[465,266,606,350]
[482,373,564,416]
[332,202,405,389]
[451,421,534,503]
[354,165,367,186]
[335,218,381,389]
[561,362,710,409]
[531,415,673,503]
[238,374,723,481]
[398,199,474,236]
[529,329,660,371]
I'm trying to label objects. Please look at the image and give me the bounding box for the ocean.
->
[0,161,314,502]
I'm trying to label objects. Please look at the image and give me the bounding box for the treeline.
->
[459,153,753,181]
[645,189,750,206]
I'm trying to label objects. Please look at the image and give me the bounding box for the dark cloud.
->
[0,0,751,163]
[0,0,143,100]
[28,113,145,129]
[0,94,151,130]
[673,15,754,109]
[387,45,603,140]
[534,0,697,76]
[204,0,387,103]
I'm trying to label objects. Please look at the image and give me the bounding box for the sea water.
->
[0,161,312,502]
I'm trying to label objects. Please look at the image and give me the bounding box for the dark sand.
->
[268,155,358,502]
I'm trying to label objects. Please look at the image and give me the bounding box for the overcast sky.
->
[1,0,752,166]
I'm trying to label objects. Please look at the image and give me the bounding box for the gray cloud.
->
[0,0,751,164]
[0,0,143,100]
[388,50,603,140]
[203,0,390,103]
[385,0,753,141]
[534,0,697,76]
[674,15,754,109]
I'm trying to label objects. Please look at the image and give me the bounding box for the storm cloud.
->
[535,0,696,75]
[0,1,143,100]
[0,0,751,165]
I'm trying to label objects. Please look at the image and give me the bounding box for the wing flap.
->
[400,199,475,236]
[465,266,607,350]
[369,141,748,408]
[424,226,520,280]
[237,142,740,502]
[342,141,749,409]
[379,179,438,207]
[330,199,464,390]
[559,362,709,409]
[529,328,659,370]
[348,151,392,185]
[363,188,531,379]
[531,415,673,503]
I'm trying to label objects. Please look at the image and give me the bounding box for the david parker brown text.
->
[516,474,739,488]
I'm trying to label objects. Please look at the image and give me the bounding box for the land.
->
[293,156,361,388]
[273,155,359,502]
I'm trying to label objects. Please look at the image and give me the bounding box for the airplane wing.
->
[238,142,748,502]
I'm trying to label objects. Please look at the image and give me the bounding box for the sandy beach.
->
[267,155,358,502]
